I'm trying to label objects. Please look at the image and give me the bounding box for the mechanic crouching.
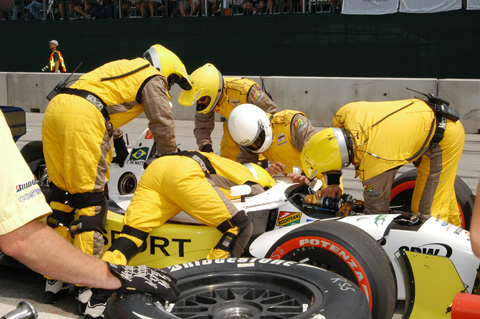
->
[102,151,272,266]
[300,98,465,226]
[41,44,192,314]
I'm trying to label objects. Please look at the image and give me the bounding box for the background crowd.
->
[0,0,341,20]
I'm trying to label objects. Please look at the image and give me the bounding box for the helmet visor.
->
[243,121,266,153]
[196,96,210,113]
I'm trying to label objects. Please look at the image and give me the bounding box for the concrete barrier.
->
[2,72,479,133]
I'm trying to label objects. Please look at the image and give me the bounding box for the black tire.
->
[265,221,396,319]
[390,169,474,230]
[105,258,372,319]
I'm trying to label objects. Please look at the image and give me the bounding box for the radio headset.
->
[46,62,83,101]
[406,87,460,122]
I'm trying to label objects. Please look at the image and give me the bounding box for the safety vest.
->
[49,50,66,73]
[263,110,306,174]
[214,77,259,118]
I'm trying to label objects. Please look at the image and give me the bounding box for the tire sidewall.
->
[265,221,396,319]
[164,257,371,319]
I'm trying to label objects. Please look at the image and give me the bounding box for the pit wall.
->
[1,72,479,133]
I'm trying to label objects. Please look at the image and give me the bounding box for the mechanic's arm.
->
[237,147,259,164]
[322,171,343,198]
[194,112,216,152]
[285,114,318,184]
[247,85,278,113]
[0,220,121,290]
[470,178,480,258]
[142,76,177,154]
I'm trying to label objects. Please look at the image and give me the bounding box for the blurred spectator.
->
[56,0,76,19]
[74,0,93,18]
[242,0,264,14]
[145,0,164,17]
[98,0,116,18]
[25,0,43,19]
[121,0,142,17]
[0,0,14,20]
[178,0,197,16]
[164,0,177,15]
[199,0,220,16]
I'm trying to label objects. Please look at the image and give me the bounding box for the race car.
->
[4,107,477,319]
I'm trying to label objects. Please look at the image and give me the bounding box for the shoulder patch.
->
[160,79,167,92]
[293,118,307,132]
[251,89,263,102]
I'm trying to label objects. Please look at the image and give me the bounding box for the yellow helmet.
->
[177,63,224,114]
[143,44,192,93]
[300,127,353,179]
[244,163,276,190]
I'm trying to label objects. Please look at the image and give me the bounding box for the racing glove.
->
[200,144,214,153]
[112,137,128,168]
[108,263,180,302]
[84,264,180,318]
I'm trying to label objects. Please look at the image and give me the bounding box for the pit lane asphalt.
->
[1,112,478,318]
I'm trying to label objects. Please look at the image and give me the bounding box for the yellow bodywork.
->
[102,210,222,268]
[399,250,466,319]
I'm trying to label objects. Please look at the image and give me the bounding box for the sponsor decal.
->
[106,230,192,258]
[231,99,241,106]
[17,188,43,202]
[364,184,374,193]
[441,221,449,227]
[85,94,104,112]
[277,134,286,143]
[269,236,372,308]
[374,214,387,226]
[145,130,153,139]
[251,90,263,102]
[129,147,149,161]
[161,79,167,91]
[293,118,306,132]
[168,258,296,272]
[16,179,37,193]
[277,211,301,226]
[399,243,453,258]
[243,201,282,209]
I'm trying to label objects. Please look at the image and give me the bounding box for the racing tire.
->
[104,258,372,319]
[390,169,474,230]
[265,221,396,319]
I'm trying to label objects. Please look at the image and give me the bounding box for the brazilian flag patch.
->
[129,147,149,161]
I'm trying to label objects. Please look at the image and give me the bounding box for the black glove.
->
[112,137,129,168]
[200,144,214,153]
[108,263,180,302]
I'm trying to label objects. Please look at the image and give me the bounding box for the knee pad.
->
[46,209,74,229]
[69,203,108,235]
[216,210,251,233]
[107,225,149,262]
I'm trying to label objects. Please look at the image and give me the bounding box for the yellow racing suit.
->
[238,110,328,187]
[333,99,465,225]
[194,77,277,160]
[42,58,176,259]
[102,151,264,265]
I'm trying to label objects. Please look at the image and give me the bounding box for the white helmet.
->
[228,104,273,153]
